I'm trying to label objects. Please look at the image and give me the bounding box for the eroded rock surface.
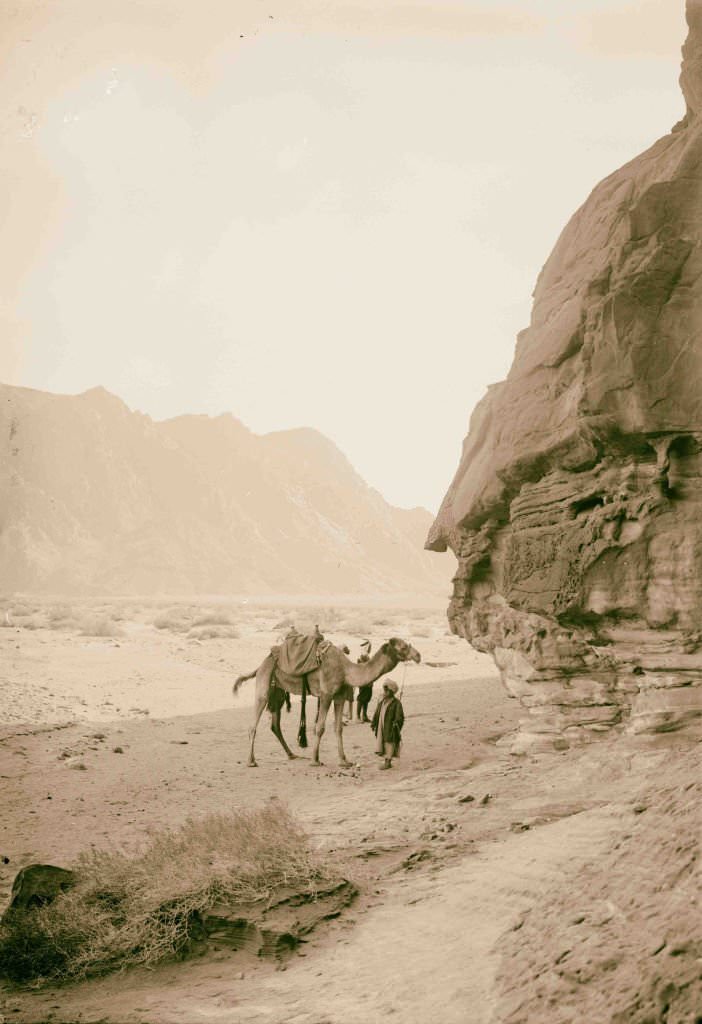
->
[429,1,702,750]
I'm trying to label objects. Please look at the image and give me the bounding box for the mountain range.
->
[0,383,452,597]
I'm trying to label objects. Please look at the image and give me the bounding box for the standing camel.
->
[232,638,421,767]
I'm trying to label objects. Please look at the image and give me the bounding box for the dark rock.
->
[2,864,76,921]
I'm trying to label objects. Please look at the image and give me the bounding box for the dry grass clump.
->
[190,611,233,628]
[187,625,240,641]
[46,604,80,631]
[78,615,123,638]
[2,601,47,630]
[272,607,349,637]
[152,607,194,632]
[0,804,327,986]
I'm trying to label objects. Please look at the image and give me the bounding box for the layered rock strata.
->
[428,1,702,749]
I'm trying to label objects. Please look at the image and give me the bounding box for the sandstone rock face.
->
[428,1,702,749]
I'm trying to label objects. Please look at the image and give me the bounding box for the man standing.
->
[371,680,404,770]
[356,639,373,722]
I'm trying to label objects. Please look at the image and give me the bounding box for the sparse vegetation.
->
[78,615,123,638]
[153,607,195,632]
[47,604,76,628]
[0,805,328,986]
[190,611,232,628]
[187,625,239,641]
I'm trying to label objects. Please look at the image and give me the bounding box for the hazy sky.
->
[0,0,688,511]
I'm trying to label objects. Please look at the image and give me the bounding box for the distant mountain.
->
[0,383,453,596]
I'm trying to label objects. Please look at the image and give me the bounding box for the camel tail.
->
[232,669,257,697]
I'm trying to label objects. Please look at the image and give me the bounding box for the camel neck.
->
[345,647,397,686]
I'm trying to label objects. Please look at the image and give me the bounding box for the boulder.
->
[428,1,702,749]
[2,864,76,921]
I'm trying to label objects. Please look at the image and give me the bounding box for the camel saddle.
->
[272,634,328,677]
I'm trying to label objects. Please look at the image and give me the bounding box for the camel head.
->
[381,637,421,664]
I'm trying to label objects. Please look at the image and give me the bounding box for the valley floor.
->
[1,602,699,1023]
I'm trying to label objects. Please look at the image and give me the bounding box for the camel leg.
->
[247,694,267,768]
[334,697,352,768]
[311,693,333,766]
[270,705,297,761]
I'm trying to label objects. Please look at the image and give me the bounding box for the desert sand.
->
[1,599,699,1023]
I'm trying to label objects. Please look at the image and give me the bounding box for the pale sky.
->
[0,0,688,512]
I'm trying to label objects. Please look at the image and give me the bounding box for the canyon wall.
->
[428,1,702,749]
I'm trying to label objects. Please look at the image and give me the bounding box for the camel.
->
[232,637,421,767]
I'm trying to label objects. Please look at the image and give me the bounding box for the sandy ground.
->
[1,601,698,1023]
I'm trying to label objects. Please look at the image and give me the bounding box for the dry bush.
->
[78,615,123,638]
[190,611,233,628]
[47,603,74,623]
[46,604,79,631]
[0,805,328,986]
[153,608,194,632]
[187,625,239,641]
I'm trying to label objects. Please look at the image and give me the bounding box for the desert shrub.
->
[0,805,328,986]
[78,615,123,638]
[273,615,295,630]
[46,604,81,631]
[187,625,239,641]
[190,611,232,628]
[47,603,73,624]
[153,608,193,632]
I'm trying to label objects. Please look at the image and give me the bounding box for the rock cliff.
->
[428,1,702,748]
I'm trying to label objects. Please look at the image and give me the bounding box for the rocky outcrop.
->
[428,1,702,749]
[200,879,357,961]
